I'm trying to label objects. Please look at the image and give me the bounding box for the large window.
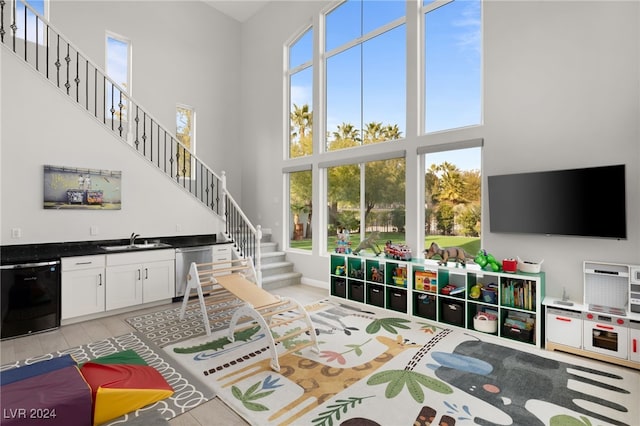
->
[424,145,481,255]
[105,33,130,131]
[283,0,484,258]
[424,0,482,132]
[176,104,195,179]
[288,28,313,159]
[15,0,46,44]
[288,169,313,250]
[325,0,406,151]
[326,156,406,254]
[327,164,361,250]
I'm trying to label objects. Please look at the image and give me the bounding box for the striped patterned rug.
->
[126,291,244,347]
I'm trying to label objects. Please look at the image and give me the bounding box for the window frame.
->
[176,103,196,180]
[323,1,407,153]
[105,31,132,140]
[286,24,314,160]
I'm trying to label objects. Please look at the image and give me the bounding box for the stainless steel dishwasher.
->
[175,246,214,298]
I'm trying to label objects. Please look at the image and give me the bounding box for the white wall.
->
[1,51,220,243]
[1,1,242,244]
[240,0,640,301]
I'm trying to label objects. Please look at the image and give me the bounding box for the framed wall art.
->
[43,165,122,210]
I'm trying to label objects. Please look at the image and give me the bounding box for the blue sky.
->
[17,0,45,42]
[290,0,481,171]
[106,36,129,90]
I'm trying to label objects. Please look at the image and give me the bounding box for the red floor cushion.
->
[80,350,173,425]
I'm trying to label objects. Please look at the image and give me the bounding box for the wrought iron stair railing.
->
[1,0,261,278]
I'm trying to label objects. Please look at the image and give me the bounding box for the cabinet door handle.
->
[555,316,572,322]
[595,324,614,330]
[145,268,148,280]
[75,261,92,265]
[98,273,102,286]
[137,269,141,280]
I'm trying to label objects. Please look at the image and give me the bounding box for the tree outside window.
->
[176,105,195,179]
[325,2,406,152]
[289,170,312,250]
[288,28,313,159]
[424,147,481,255]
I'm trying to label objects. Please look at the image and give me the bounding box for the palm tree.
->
[290,103,312,141]
[383,124,402,140]
[290,103,313,157]
[363,121,384,144]
[333,122,360,141]
[328,122,361,151]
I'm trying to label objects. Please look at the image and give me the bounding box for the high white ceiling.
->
[203,0,269,22]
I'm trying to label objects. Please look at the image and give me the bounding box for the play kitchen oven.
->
[582,312,628,359]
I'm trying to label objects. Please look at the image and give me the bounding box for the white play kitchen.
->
[544,261,640,369]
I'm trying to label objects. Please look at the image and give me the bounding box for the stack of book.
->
[501,279,536,310]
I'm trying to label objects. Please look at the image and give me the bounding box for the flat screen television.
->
[488,164,626,239]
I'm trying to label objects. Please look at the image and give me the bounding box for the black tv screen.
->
[488,164,626,239]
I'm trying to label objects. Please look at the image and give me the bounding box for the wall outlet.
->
[11,228,21,238]
[90,226,99,236]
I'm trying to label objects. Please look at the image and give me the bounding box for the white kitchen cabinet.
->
[61,255,106,319]
[106,249,175,310]
[546,307,582,349]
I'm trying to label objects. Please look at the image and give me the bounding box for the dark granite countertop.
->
[0,234,222,265]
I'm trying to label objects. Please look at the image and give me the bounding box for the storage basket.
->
[517,257,543,273]
[473,313,498,333]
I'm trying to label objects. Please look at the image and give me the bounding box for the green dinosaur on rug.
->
[173,326,261,354]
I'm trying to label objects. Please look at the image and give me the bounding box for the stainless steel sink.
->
[101,242,171,251]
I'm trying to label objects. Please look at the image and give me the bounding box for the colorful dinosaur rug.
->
[163,300,640,426]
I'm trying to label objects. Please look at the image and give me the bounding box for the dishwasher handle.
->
[175,246,213,254]
[0,260,60,269]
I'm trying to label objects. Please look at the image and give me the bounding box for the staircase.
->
[259,233,302,291]
[1,0,276,284]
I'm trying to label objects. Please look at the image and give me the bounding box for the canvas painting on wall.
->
[44,165,122,210]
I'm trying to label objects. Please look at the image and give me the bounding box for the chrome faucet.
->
[130,232,140,245]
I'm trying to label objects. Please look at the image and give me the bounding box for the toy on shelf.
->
[371,266,383,283]
[474,249,501,272]
[415,270,438,292]
[350,265,364,279]
[441,284,465,296]
[469,283,482,299]
[353,231,382,256]
[392,266,407,287]
[425,242,473,267]
[335,227,352,254]
[335,265,346,276]
[502,258,517,273]
[384,241,412,260]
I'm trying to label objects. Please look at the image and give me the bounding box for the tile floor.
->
[0,284,328,426]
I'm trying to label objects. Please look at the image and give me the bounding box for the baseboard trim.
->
[300,277,329,289]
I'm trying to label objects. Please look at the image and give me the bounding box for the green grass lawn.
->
[289,232,481,256]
